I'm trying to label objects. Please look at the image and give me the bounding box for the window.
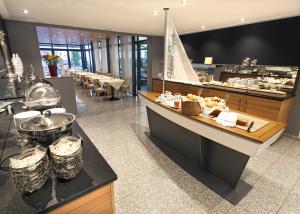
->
[52,44,67,50]
[69,51,82,69]
[40,50,52,76]
[117,36,123,79]
[54,50,68,75]
[39,43,94,76]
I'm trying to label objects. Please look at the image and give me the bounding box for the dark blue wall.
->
[180,16,300,66]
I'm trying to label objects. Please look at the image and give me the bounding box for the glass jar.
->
[174,93,181,109]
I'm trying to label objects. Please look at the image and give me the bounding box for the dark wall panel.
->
[0,16,11,71]
[180,16,300,66]
[5,20,44,77]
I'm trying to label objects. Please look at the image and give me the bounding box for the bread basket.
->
[181,100,201,116]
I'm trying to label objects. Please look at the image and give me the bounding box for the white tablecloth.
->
[104,79,125,90]
[89,75,124,90]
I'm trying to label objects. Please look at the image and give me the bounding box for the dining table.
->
[88,75,125,101]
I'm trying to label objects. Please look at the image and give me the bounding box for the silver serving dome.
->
[24,83,61,109]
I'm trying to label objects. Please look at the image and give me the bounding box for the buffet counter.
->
[138,91,285,188]
[152,78,294,123]
[0,103,117,214]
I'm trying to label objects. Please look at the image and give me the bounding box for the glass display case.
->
[192,63,299,98]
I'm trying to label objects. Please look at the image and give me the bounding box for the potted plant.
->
[42,54,61,77]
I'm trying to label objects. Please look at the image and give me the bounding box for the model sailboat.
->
[162,8,199,93]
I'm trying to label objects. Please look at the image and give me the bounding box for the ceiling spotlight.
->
[201,26,205,30]
[181,0,189,5]
[80,33,84,36]
[23,9,29,14]
[153,10,158,16]
[58,31,62,34]
[53,35,56,38]
[241,18,245,22]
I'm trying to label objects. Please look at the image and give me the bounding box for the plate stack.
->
[50,136,83,180]
[9,146,50,193]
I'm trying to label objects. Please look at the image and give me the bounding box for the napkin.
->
[216,112,238,127]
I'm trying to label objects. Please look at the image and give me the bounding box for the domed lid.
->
[10,145,47,169]
[25,83,59,102]
[20,113,75,132]
[50,136,81,157]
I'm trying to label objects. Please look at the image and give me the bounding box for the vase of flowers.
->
[42,54,61,77]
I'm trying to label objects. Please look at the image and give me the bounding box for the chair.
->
[99,81,111,101]
[81,76,88,90]
[73,73,82,88]
[119,77,131,98]
[86,77,95,96]
[93,79,106,101]
[107,73,115,78]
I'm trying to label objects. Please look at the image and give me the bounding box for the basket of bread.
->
[181,94,201,116]
[200,96,229,117]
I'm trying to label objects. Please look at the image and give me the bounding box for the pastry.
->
[284,80,294,86]
[237,119,248,126]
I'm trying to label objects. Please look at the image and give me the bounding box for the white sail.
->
[163,14,199,84]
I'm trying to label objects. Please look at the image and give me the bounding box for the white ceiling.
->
[1,0,300,36]
[36,26,116,44]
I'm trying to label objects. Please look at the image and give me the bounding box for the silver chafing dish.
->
[19,113,75,146]
[24,82,61,110]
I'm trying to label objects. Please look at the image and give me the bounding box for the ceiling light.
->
[80,33,84,36]
[23,9,29,14]
[201,26,205,30]
[53,35,56,38]
[181,0,189,5]
[241,18,245,22]
[153,10,158,16]
[58,31,62,34]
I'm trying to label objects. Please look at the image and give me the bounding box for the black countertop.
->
[0,103,117,214]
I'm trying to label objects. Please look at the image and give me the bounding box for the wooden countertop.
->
[139,91,286,144]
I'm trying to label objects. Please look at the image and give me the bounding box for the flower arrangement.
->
[42,54,61,66]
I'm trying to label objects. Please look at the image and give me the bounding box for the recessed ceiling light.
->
[153,10,158,16]
[53,35,56,38]
[181,0,189,5]
[201,26,205,30]
[23,9,29,14]
[241,18,245,22]
[58,31,62,34]
[80,33,84,36]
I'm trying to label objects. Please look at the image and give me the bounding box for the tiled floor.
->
[76,89,300,214]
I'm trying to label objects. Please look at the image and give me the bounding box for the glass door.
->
[135,37,148,91]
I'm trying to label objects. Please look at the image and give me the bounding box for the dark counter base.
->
[0,102,117,214]
[147,107,251,202]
